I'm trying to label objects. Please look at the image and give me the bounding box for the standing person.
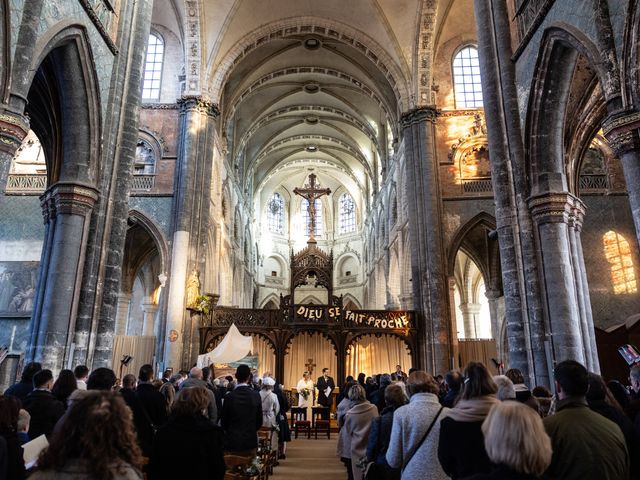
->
[161,368,173,384]
[296,371,315,415]
[159,374,181,411]
[22,369,65,441]
[86,367,118,391]
[394,365,407,383]
[317,368,336,408]
[386,371,448,480]
[273,381,291,460]
[463,401,552,480]
[0,395,26,479]
[180,367,217,422]
[366,383,407,480]
[259,377,280,453]
[51,369,77,408]
[29,391,144,480]
[543,360,629,480]
[73,365,89,391]
[340,383,378,480]
[221,364,262,454]
[505,368,539,412]
[4,362,41,401]
[149,386,225,480]
[442,370,463,408]
[135,365,168,457]
[438,362,499,479]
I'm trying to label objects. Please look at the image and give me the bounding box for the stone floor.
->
[269,437,345,479]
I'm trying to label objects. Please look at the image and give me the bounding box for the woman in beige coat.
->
[339,383,379,480]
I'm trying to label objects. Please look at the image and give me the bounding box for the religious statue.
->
[294,173,331,240]
[185,269,201,308]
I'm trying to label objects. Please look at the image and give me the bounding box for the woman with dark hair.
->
[0,395,26,479]
[504,368,539,412]
[149,386,225,480]
[438,362,499,479]
[51,369,78,408]
[30,390,144,480]
[367,383,407,480]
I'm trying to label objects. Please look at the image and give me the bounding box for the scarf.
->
[444,395,499,422]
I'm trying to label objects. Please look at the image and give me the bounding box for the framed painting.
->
[0,262,39,316]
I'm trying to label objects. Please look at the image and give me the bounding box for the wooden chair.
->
[290,406,311,439]
[258,427,278,476]
[224,453,261,480]
[311,406,331,439]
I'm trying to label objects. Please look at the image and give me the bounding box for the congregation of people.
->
[1,358,640,479]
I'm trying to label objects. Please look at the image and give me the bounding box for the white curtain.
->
[206,333,276,378]
[284,332,337,390]
[112,336,156,379]
[346,334,412,378]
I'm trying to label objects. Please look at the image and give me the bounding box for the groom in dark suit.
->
[316,367,335,408]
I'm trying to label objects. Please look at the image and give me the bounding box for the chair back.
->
[291,406,307,421]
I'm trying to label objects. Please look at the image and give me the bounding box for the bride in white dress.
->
[296,371,315,416]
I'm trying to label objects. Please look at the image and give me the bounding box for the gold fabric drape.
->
[346,334,412,378]
[112,336,156,378]
[284,332,337,390]
[208,334,276,377]
[457,339,498,371]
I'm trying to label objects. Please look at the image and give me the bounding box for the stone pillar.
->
[474,0,549,386]
[571,201,600,372]
[459,302,482,339]
[603,111,640,248]
[400,107,451,373]
[448,277,460,366]
[528,192,586,365]
[114,293,132,335]
[29,182,99,372]
[164,97,219,370]
[141,301,158,336]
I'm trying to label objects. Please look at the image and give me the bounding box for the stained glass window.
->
[453,46,483,108]
[142,33,164,100]
[267,193,284,234]
[339,193,356,234]
[302,198,322,236]
[603,231,637,294]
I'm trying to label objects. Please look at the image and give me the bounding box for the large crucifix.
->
[294,173,331,242]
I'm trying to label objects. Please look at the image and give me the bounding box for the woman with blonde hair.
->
[462,401,552,479]
[30,390,143,480]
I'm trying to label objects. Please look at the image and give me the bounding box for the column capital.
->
[528,191,577,225]
[569,196,587,232]
[400,106,438,128]
[484,288,502,300]
[602,109,640,157]
[0,109,30,155]
[178,95,220,117]
[40,182,100,221]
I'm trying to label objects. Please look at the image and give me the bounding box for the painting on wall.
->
[0,262,39,316]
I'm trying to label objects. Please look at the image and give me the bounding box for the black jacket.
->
[3,381,33,402]
[366,406,401,480]
[121,388,155,457]
[438,417,491,479]
[0,430,26,480]
[221,384,262,451]
[316,375,335,407]
[22,390,65,440]
[149,414,225,480]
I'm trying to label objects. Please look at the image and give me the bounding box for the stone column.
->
[474,0,549,386]
[401,107,451,373]
[141,301,158,336]
[114,293,132,335]
[164,97,218,370]
[603,111,640,248]
[459,302,482,339]
[528,192,586,365]
[448,277,460,365]
[571,201,600,372]
[30,182,99,372]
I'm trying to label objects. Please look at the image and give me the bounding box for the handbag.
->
[401,406,443,472]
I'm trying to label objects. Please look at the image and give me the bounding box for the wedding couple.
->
[296,368,335,412]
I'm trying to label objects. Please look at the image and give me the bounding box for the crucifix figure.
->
[294,173,331,242]
[305,358,317,376]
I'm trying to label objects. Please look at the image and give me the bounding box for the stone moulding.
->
[40,182,100,221]
[178,96,220,117]
[528,191,577,224]
[602,110,640,156]
[0,111,29,154]
[77,0,119,55]
[400,106,438,127]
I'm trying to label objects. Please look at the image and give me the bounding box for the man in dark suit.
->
[316,367,335,408]
[22,369,65,440]
[221,364,262,454]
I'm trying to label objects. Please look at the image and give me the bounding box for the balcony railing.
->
[5,174,47,193]
[131,174,155,191]
[462,178,493,194]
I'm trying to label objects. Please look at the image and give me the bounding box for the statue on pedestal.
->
[185,269,201,308]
